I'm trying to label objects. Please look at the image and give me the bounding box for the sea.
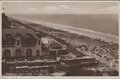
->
[10,14,119,42]
[10,14,118,36]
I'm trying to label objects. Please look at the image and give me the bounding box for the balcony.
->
[22,39,36,47]
[2,40,15,47]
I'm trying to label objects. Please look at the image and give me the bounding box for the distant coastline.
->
[9,14,118,43]
[9,14,118,36]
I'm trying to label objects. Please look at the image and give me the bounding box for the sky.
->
[2,2,119,14]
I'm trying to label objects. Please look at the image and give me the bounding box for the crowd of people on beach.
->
[38,25,118,61]
[48,29,119,73]
[27,22,119,76]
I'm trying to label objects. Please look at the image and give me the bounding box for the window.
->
[5,34,11,39]
[15,49,22,57]
[4,49,11,58]
[17,40,20,45]
[16,33,22,37]
[38,40,40,45]
[26,49,32,57]
[26,33,32,39]
[36,50,40,56]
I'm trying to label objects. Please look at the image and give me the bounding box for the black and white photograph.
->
[1,0,119,1]
[2,1,119,76]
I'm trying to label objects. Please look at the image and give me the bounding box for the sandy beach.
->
[10,15,118,43]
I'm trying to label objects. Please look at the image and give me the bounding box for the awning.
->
[16,66,28,69]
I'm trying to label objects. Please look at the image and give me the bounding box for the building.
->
[2,11,44,60]
[2,13,57,75]
[2,12,99,76]
[2,28,42,59]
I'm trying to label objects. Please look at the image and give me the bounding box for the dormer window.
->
[36,34,41,38]
[16,33,22,37]
[26,33,33,39]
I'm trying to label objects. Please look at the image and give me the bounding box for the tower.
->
[14,33,23,57]
[15,33,22,47]
[36,32,42,56]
